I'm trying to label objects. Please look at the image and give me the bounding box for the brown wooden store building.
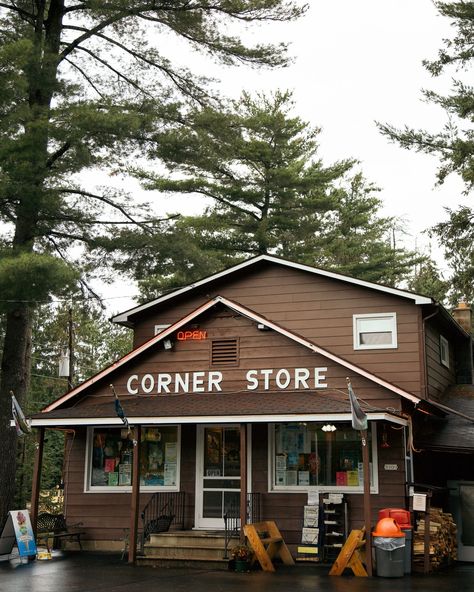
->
[29,255,474,562]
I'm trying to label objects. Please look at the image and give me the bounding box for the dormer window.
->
[440,335,450,368]
[353,313,397,350]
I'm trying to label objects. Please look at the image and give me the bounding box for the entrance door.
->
[195,426,241,529]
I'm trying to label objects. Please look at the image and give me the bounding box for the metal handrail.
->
[223,492,261,559]
[140,491,185,551]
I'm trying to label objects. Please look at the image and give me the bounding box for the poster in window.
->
[164,463,177,486]
[286,470,297,486]
[108,472,119,486]
[104,458,116,473]
[276,470,286,485]
[119,463,132,486]
[165,442,177,464]
[206,429,222,466]
[276,454,287,471]
[298,471,310,486]
[347,470,359,486]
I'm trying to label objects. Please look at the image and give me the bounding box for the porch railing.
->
[140,491,185,551]
[223,492,261,559]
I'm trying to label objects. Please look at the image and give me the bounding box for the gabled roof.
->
[44,294,421,413]
[112,254,433,326]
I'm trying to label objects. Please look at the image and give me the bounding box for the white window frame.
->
[84,425,181,493]
[440,335,450,368]
[353,312,398,350]
[267,422,379,494]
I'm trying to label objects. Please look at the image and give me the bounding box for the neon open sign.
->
[177,330,208,341]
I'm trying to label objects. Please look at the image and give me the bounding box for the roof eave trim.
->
[111,255,433,324]
[24,412,407,428]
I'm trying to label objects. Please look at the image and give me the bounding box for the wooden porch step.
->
[144,530,239,563]
[148,530,237,548]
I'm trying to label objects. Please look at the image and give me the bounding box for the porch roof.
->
[29,390,407,427]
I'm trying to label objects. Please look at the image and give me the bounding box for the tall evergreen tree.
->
[123,91,421,297]
[0,0,306,524]
[378,1,474,301]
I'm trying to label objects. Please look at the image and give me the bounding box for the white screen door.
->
[195,426,241,529]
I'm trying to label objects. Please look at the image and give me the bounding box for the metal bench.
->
[36,513,85,551]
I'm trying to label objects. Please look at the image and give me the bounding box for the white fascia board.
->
[26,412,406,428]
[112,255,433,324]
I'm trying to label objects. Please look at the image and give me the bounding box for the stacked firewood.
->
[412,507,457,572]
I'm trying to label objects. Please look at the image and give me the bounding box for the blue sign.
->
[10,510,37,557]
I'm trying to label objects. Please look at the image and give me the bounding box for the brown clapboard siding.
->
[425,325,456,400]
[131,265,423,397]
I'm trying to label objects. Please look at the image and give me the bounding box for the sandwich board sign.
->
[0,510,37,558]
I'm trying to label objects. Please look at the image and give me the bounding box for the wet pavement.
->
[1,552,473,592]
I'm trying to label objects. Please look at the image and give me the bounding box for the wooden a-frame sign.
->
[244,521,295,573]
[328,529,368,577]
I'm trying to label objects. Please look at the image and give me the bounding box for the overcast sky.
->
[101,0,467,314]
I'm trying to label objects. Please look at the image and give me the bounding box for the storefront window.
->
[88,426,179,490]
[272,422,375,490]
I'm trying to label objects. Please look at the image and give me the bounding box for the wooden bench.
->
[36,513,85,551]
[244,521,295,572]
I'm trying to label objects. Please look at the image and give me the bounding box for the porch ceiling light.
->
[322,424,337,432]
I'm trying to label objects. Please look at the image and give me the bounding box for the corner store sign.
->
[126,367,328,395]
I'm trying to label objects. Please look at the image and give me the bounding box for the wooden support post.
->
[30,427,45,533]
[128,425,141,564]
[423,492,432,574]
[361,429,373,577]
[240,423,247,544]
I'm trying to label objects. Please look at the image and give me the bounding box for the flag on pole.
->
[346,379,368,431]
[11,392,31,437]
[110,384,130,432]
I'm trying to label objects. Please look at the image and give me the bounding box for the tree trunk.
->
[0,305,33,524]
[0,0,64,525]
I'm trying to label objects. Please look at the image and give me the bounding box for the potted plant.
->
[231,544,252,572]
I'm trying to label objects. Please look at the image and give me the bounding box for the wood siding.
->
[77,309,404,412]
[63,421,408,550]
[131,264,423,397]
[425,324,456,400]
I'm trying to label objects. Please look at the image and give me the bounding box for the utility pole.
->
[68,307,74,391]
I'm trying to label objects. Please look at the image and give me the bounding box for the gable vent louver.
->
[211,338,239,366]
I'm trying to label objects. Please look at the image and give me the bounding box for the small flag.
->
[110,384,129,432]
[11,392,31,437]
[347,379,368,431]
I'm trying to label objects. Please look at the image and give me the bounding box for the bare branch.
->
[56,188,155,234]
[71,45,151,96]
[64,56,106,99]
[0,1,33,20]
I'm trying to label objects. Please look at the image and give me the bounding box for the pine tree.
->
[378,1,474,301]
[123,91,421,297]
[0,0,306,524]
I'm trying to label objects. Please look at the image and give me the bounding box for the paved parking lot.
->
[1,552,473,592]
